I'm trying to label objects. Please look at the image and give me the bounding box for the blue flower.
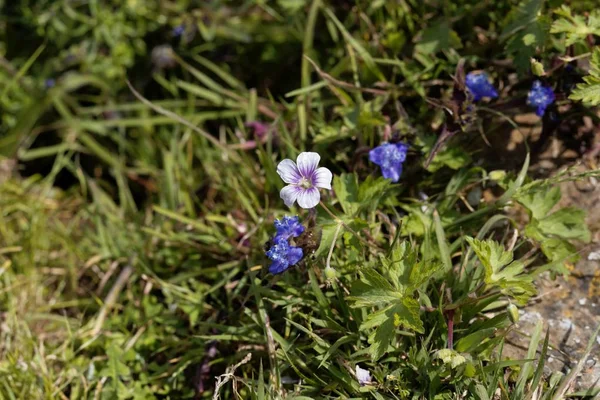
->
[465,72,498,101]
[45,79,56,89]
[274,216,304,241]
[527,80,555,117]
[172,25,185,37]
[369,142,409,183]
[266,238,303,274]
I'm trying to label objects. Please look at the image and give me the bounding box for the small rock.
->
[559,318,574,331]
[579,298,587,306]
[588,251,600,261]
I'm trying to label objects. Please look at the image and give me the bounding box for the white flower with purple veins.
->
[277,152,332,209]
[355,365,372,386]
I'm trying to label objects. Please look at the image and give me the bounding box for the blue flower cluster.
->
[274,215,305,240]
[465,72,498,101]
[527,80,555,117]
[266,216,304,274]
[369,142,409,183]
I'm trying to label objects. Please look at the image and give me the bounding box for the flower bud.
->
[489,170,506,182]
[507,303,519,324]
[324,266,337,281]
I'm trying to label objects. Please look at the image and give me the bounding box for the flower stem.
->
[318,202,374,249]
[326,223,343,270]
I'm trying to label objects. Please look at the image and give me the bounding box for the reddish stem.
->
[447,310,455,349]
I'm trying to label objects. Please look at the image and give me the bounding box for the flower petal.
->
[280,185,301,208]
[269,260,289,274]
[355,365,371,386]
[296,187,320,209]
[368,145,386,166]
[277,159,301,184]
[296,152,320,178]
[313,167,332,190]
[287,246,304,266]
[381,165,401,183]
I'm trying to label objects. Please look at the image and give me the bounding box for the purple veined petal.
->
[296,187,320,209]
[313,167,332,190]
[296,152,320,178]
[280,185,301,207]
[277,159,302,184]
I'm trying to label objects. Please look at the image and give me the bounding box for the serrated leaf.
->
[515,185,561,220]
[359,267,395,291]
[100,344,131,396]
[348,286,403,308]
[407,259,444,290]
[551,6,600,46]
[366,299,423,360]
[393,297,424,333]
[540,237,579,263]
[465,237,513,282]
[367,310,395,361]
[537,207,591,242]
[360,305,394,330]
[570,48,600,106]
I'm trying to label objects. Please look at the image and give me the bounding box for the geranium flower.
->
[369,142,409,183]
[265,238,303,274]
[276,152,332,209]
[465,72,499,101]
[355,365,372,386]
[527,80,555,117]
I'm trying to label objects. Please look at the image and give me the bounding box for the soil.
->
[500,125,600,391]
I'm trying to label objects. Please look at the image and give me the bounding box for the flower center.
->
[299,177,312,189]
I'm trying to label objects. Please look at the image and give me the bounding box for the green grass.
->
[1,0,600,399]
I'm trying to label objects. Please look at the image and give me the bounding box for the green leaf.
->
[465,237,513,282]
[515,185,561,220]
[333,173,359,216]
[540,237,578,263]
[407,259,444,291]
[570,47,600,106]
[100,344,131,396]
[425,146,471,172]
[348,286,403,308]
[367,308,396,361]
[357,175,392,213]
[393,297,424,333]
[551,6,600,46]
[365,299,423,360]
[455,328,496,352]
[501,0,549,73]
[414,21,462,55]
[314,220,340,258]
[536,207,591,242]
